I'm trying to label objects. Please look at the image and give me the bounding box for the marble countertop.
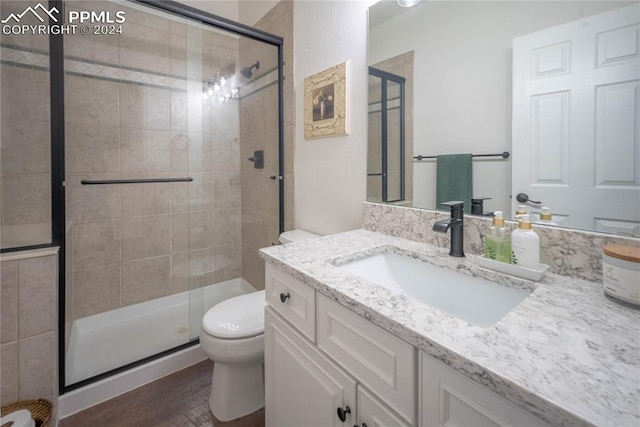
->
[259,229,640,427]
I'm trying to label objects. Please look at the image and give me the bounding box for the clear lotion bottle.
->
[484,211,511,263]
[511,214,540,268]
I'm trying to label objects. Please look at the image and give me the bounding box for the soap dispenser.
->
[511,215,540,268]
[536,207,558,226]
[484,211,511,263]
[515,205,527,218]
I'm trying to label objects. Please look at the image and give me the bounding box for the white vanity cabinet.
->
[419,353,551,427]
[265,263,413,427]
[265,263,551,427]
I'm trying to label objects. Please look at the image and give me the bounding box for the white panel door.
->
[265,308,357,427]
[358,386,412,427]
[512,4,640,235]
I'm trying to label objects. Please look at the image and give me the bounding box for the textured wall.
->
[0,251,58,417]
[293,0,377,236]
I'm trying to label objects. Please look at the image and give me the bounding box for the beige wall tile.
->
[1,261,18,343]
[147,87,171,131]
[64,6,119,64]
[1,120,50,174]
[264,176,279,218]
[213,243,241,285]
[240,133,264,174]
[65,75,119,128]
[120,129,172,173]
[122,215,171,262]
[18,332,55,402]
[171,182,189,213]
[170,91,188,133]
[66,174,120,222]
[119,82,147,130]
[189,248,214,289]
[213,208,241,246]
[213,171,241,209]
[171,133,189,173]
[0,2,49,51]
[187,133,205,173]
[171,253,189,294]
[284,125,295,174]
[73,264,121,318]
[121,183,171,217]
[1,174,50,225]
[170,32,187,78]
[65,126,120,174]
[189,210,213,251]
[189,173,213,211]
[263,84,279,132]
[242,245,264,290]
[211,133,240,172]
[119,23,171,75]
[122,256,171,306]
[72,219,121,271]
[263,130,279,175]
[239,94,264,137]
[1,342,18,405]
[1,66,50,123]
[285,173,294,225]
[240,172,263,213]
[18,256,56,339]
[171,213,189,253]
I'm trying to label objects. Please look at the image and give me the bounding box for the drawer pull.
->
[280,292,291,303]
[337,406,351,422]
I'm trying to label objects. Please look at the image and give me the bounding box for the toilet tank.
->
[279,229,320,244]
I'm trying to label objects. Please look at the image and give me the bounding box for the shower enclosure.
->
[367,67,405,203]
[0,0,283,392]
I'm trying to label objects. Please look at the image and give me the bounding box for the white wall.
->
[369,1,631,215]
[293,0,377,235]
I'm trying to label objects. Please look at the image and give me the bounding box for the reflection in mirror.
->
[368,1,640,236]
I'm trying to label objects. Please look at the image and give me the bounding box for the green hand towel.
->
[436,153,473,213]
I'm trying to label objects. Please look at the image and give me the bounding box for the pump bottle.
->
[511,214,540,268]
[484,211,511,263]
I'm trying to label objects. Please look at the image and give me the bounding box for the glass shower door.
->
[61,0,281,388]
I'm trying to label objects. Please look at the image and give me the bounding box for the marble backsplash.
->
[362,202,640,283]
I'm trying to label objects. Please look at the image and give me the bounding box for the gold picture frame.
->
[304,61,348,139]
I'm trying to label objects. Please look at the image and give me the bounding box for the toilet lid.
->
[202,290,266,339]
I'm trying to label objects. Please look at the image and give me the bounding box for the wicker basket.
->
[1,399,52,427]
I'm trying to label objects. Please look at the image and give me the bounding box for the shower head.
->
[240,61,260,79]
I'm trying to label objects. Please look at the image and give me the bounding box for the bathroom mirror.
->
[367,0,640,236]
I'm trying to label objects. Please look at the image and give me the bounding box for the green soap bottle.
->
[484,211,511,263]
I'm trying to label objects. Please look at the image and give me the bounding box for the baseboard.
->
[58,344,207,419]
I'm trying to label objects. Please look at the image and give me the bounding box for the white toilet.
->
[200,229,319,421]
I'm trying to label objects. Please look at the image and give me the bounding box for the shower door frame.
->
[51,0,285,394]
[368,66,406,203]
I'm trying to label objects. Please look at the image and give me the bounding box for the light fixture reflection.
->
[397,0,420,7]
[202,73,239,106]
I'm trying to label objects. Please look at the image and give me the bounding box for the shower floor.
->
[59,360,265,427]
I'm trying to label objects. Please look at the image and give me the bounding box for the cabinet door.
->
[358,386,412,427]
[420,352,550,427]
[265,307,357,427]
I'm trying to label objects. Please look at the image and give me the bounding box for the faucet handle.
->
[440,201,464,218]
[440,200,464,207]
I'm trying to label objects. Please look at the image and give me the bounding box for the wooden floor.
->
[59,361,265,427]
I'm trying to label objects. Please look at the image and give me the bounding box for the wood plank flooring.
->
[59,361,265,427]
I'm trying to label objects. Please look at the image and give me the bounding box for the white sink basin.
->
[336,252,531,328]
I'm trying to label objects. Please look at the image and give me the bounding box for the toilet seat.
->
[202,290,265,339]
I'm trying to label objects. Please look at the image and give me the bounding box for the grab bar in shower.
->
[414,152,510,161]
[81,177,194,185]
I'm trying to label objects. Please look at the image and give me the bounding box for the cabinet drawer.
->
[358,386,412,427]
[420,352,550,427]
[265,263,316,342]
[317,295,416,424]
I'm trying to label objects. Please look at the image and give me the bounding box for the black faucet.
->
[433,201,465,257]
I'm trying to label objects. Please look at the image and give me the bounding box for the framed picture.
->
[304,61,348,139]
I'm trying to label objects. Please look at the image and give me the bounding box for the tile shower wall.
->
[0,251,58,417]
[239,1,294,289]
[63,1,242,321]
[0,1,52,247]
[363,202,640,282]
